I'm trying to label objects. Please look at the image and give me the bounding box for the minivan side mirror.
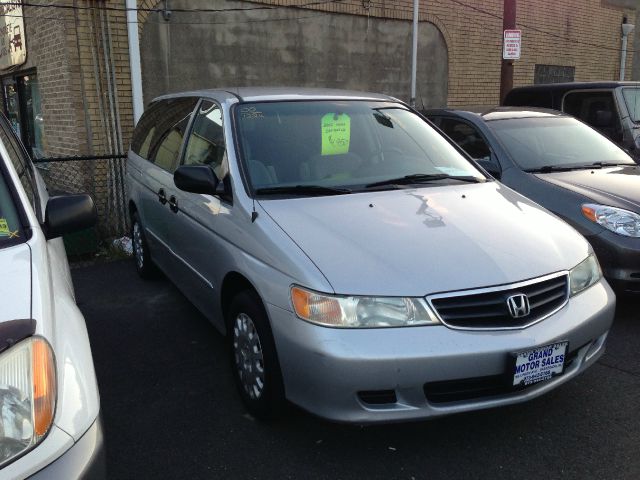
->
[476,159,502,180]
[174,165,220,195]
[44,194,96,240]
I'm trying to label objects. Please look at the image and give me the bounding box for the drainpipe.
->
[126,0,144,124]
[620,21,635,81]
[410,0,419,107]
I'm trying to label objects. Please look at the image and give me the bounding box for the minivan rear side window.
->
[131,98,198,172]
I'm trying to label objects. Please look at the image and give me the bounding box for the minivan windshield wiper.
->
[365,173,482,188]
[254,185,352,196]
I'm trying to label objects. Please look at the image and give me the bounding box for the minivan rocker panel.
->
[262,182,590,296]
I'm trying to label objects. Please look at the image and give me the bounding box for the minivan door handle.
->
[158,188,167,205]
[168,195,179,213]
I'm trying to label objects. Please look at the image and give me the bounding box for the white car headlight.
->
[0,337,56,468]
[569,254,602,296]
[291,286,440,328]
[582,204,640,237]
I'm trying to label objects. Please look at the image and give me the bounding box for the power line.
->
[4,0,345,14]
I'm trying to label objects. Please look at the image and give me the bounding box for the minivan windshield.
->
[622,88,640,123]
[234,101,485,194]
[0,166,24,249]
[488,116,634,171]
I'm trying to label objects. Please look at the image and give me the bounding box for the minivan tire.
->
[131,211,158,279]
[227,289,285,420]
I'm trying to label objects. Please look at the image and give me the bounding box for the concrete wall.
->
[139,0,448,108]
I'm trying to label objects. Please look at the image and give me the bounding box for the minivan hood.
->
[535,165,640,211]
[260,182,589,296]
[0,243,31,321]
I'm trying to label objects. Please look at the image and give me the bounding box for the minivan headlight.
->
[569,254,602,296]
[582,204,640,237]
[291,286,440,328]
[0,337,56,468]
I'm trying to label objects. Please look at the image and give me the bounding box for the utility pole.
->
[499,0,516,105]
[410,0,419,107]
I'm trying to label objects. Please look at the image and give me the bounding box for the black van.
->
[503,82,640,161]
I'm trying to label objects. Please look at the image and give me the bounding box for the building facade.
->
[0,0,636,236]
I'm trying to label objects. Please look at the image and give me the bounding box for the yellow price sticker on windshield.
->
[321,113,351,156]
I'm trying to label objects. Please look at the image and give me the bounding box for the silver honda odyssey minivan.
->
[126,88,615,423]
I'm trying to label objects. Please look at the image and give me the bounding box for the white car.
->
[0,116,104,478]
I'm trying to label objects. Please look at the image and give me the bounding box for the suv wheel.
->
[228,289,285,419]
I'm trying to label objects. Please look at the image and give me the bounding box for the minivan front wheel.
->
[131,212,157,279]
[228,290,285,419]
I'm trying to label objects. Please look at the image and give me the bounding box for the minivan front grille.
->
[428,273,569,330]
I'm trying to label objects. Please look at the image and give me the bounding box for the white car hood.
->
[0,243,31,321]
[260,182,590,296]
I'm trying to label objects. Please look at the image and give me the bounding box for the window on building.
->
[534,64,575,84]
[1,72,45,159]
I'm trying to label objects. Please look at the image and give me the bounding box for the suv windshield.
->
[622,88,640,123]
[0,165,24,249]
[488,116,634,171]
[234,101,485,194]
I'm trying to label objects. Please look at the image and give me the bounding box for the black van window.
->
[504,90,553,108]
[563,91,622,143]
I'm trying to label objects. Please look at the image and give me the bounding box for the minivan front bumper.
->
[269,280,615,424]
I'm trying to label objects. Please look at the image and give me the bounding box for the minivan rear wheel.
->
[131,212,158,279]
[228,289,285,420]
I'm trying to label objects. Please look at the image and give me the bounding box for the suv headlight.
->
[0,337,56,468]
[291,286,440,328]
[582,204,640,237]
[569,254,602,296]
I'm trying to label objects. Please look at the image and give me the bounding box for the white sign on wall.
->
[0,0,26,70]
[503,29,521,60]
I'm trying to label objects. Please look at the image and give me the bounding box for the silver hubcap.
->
[233,313,265,400]
[133,222,144,269]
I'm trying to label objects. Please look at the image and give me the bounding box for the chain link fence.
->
[33,155,128,241]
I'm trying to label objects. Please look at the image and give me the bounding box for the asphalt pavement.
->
[73,259,640,480]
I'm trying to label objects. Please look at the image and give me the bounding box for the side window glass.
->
[131,101,164,159]
[563,92,622,141]
[439,118,492,161]
[146,98,198,173]
[184,101,226,178]
[0,121,38,212]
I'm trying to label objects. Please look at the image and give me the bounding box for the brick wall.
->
[136,0,636,107]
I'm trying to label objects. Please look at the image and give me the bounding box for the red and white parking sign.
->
[503,29,521,60]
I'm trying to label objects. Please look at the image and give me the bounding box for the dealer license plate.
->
[512,341,568,386]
